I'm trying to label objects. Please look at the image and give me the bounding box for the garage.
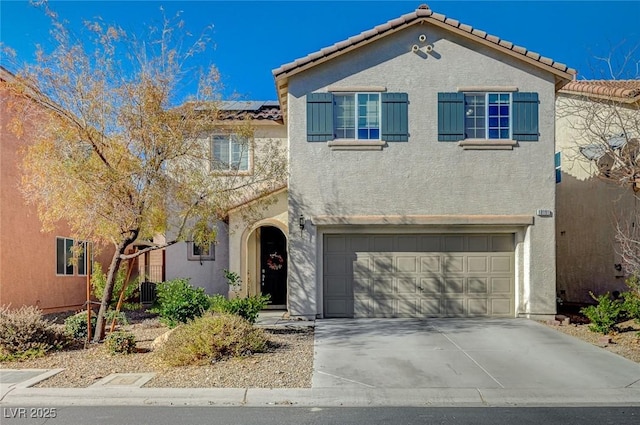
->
[323,233,515,318]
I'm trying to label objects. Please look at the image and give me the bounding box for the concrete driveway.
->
[312,318,640,390]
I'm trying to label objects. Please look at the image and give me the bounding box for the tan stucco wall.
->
[555,94,637,303]
[228,190,288,298]
[164,122,288,295]
[0,84,112,313]
[286,24,559,318]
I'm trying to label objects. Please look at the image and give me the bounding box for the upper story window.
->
[334,93,380,140]
[464,93,511,140]
[211,134,249,172]
[307,92,408,147]
[56,237,90,276]
[438,91,539,143]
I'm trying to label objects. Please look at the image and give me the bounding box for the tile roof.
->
[195,100,282,122]
[559,80,640,103]
[273,4,576,119]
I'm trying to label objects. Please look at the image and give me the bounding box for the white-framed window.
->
[187,242,215,261]
[211,134,250,172]
[334,93,381,140]
[464,93,511,139]
[56,237,90,276]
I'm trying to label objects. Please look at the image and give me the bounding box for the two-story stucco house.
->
[271,4,574,319]
[168,5,577,320]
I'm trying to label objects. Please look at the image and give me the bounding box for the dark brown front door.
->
[260,226,287,305]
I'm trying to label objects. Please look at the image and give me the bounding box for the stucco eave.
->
[311,215,534,226]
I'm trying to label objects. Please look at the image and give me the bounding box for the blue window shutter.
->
[381,93,408,142]
[512,92,539,141]
[438,92,464,141]
[307,93,333,142]
[555,152,561,183]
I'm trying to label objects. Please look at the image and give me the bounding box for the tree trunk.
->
[93,242,127,342]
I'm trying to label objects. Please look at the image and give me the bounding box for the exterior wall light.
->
[299,214,305,231]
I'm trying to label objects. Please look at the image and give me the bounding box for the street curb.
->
[2,387,639,407]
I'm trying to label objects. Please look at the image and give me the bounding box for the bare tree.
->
[4,4,286,341]
[557,46,640,275]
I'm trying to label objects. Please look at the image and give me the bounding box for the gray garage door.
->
[323,234,514,318]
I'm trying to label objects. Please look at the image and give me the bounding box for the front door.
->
[260,226,287,305]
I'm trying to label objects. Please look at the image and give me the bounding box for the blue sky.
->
[1,1,639,101]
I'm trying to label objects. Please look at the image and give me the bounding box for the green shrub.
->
[155,313,266,366]
[209,294,271,324]
[581,292,623,334]
[64,312,97,340]
[151,278,210,327]
[92,262,138,307]
[0,305,68,361]
[105,330,137,354]
[622,275,640,323]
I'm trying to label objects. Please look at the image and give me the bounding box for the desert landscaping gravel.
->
[1,312,638,389]
[0,316,314,388]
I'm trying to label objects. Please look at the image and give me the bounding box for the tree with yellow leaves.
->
[6,4,286,341]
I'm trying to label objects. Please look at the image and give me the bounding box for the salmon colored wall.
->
[0,82,112,313]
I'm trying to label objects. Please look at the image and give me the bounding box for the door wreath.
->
[267,252,284,270]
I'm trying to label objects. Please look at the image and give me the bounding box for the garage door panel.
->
[420,277,442,294]
[396,296,417,316]
[353,255,372,275]
[467,256,489,273]
[444,298,465,315]
[349,236,370,251]
[420,256,441,273]
[325,254,348,275]
[373,256,393,273]
[491,298,513,315]
[444,256,465,273]
[420,236,442,251]
[491,256,512,273]
[444,277,464,294]
[468,236,490,251]
[371,297,395,317]
[323,234,514,318]
[491,277,512,294]
[420,298,442,315]
[354,297,371,317]
[492,234,514,251]
[468,298,489,315]
[325,276,350,297]
[397,276,418,293]
[397,256,418,273]
[353,277,371,295]
[444,236,465,251]
[373,277,394,295]
[373,236,394,251]
[397,236,419,251]
[325,298,352,317]
[468,277,488,294]
[325,235,347,253]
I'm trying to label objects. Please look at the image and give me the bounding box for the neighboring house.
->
[0,66,112,313]
[164,101,288,305]
[556,80,640,304]
[271,4,574,319]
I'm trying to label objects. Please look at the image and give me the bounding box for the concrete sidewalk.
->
[1,317,639,407]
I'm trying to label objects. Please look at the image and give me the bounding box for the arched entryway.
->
[258,226,287,307]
